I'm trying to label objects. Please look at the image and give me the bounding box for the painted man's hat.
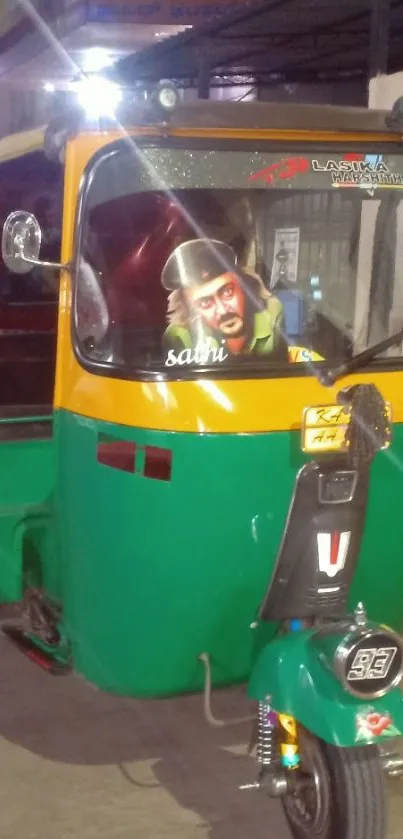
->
[161,238,238,291]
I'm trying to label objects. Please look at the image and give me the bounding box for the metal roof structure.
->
[42,97,401,147]
[110,0,401,90]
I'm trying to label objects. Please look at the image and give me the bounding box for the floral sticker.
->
[355,707,401,742]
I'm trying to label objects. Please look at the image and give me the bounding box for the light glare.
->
[82,47,113,73]
[75,76,122,118]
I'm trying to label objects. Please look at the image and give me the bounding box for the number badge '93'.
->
[334,627,403,700]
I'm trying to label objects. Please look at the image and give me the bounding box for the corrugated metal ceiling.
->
[110,0,403,86]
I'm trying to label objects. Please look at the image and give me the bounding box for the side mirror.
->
[2,210,68,274]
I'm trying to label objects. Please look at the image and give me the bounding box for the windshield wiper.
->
[319,327,403,387]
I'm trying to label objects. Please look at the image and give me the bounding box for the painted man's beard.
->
[211,310,246,338]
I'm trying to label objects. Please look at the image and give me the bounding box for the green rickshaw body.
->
[52,413,403,697]
[1,101,403,698]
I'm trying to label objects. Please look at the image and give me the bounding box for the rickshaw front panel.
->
[49,121,403,695]
[4,99,403,839]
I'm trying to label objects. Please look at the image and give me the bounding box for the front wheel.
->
[282,728,386,839]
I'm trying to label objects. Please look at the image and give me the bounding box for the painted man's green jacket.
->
[164,296,287,358]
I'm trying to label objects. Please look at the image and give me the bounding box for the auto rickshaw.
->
[2,80,403,839]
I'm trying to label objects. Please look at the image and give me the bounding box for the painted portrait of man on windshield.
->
[161,239,288,367]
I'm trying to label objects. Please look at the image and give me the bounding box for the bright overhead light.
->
[82,47,113,73]
[43,82,55,93]
[74,76,122,118]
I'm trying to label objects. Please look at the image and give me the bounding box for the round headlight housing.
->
[152,80,180,114]
[334,627,403,699]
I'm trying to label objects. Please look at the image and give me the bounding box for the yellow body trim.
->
[54,127,403,433]
[56,127,403,183]
[167,128,401,143]
[55,356,403,432]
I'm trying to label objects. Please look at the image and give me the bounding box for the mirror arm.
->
[16,249,70,271]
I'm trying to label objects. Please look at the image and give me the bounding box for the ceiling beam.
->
[204,30,368,72]
[369,0,391,79]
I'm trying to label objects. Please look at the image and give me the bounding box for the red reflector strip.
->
[144,446,172,481]
[26,648,53,670]
[97,439,136,472]
[330,531,340,566]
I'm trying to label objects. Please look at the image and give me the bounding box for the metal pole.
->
[368,0,390,80]
[197,46,210,99]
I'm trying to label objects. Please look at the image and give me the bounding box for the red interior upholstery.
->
[88,192,196,330]
[0,302,57,331]
[0,152,62,408]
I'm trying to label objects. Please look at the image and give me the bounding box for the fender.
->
[248,628,403,747]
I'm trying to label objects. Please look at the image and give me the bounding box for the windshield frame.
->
[72,133,403,383]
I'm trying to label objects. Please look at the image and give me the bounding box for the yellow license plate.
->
[302,404,392,454]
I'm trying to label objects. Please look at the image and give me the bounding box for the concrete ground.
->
[0,637,402,839]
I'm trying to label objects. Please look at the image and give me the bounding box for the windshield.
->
[75,143,403,378]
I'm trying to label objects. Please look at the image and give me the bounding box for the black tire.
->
[282,728,386,839]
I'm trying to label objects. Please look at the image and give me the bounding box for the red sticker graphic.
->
[249,157,309,185]
[343,153,365,162]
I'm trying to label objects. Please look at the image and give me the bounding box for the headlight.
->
[152,80,180,114]
[334,627,403,699]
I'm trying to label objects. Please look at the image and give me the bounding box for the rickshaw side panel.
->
[55,409,288,696]
[0,431,55,602]
[55,407,403,697]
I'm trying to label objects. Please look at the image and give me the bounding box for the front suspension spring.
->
[256,701,277,767]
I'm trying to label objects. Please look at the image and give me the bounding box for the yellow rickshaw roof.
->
[120,99,400,136]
